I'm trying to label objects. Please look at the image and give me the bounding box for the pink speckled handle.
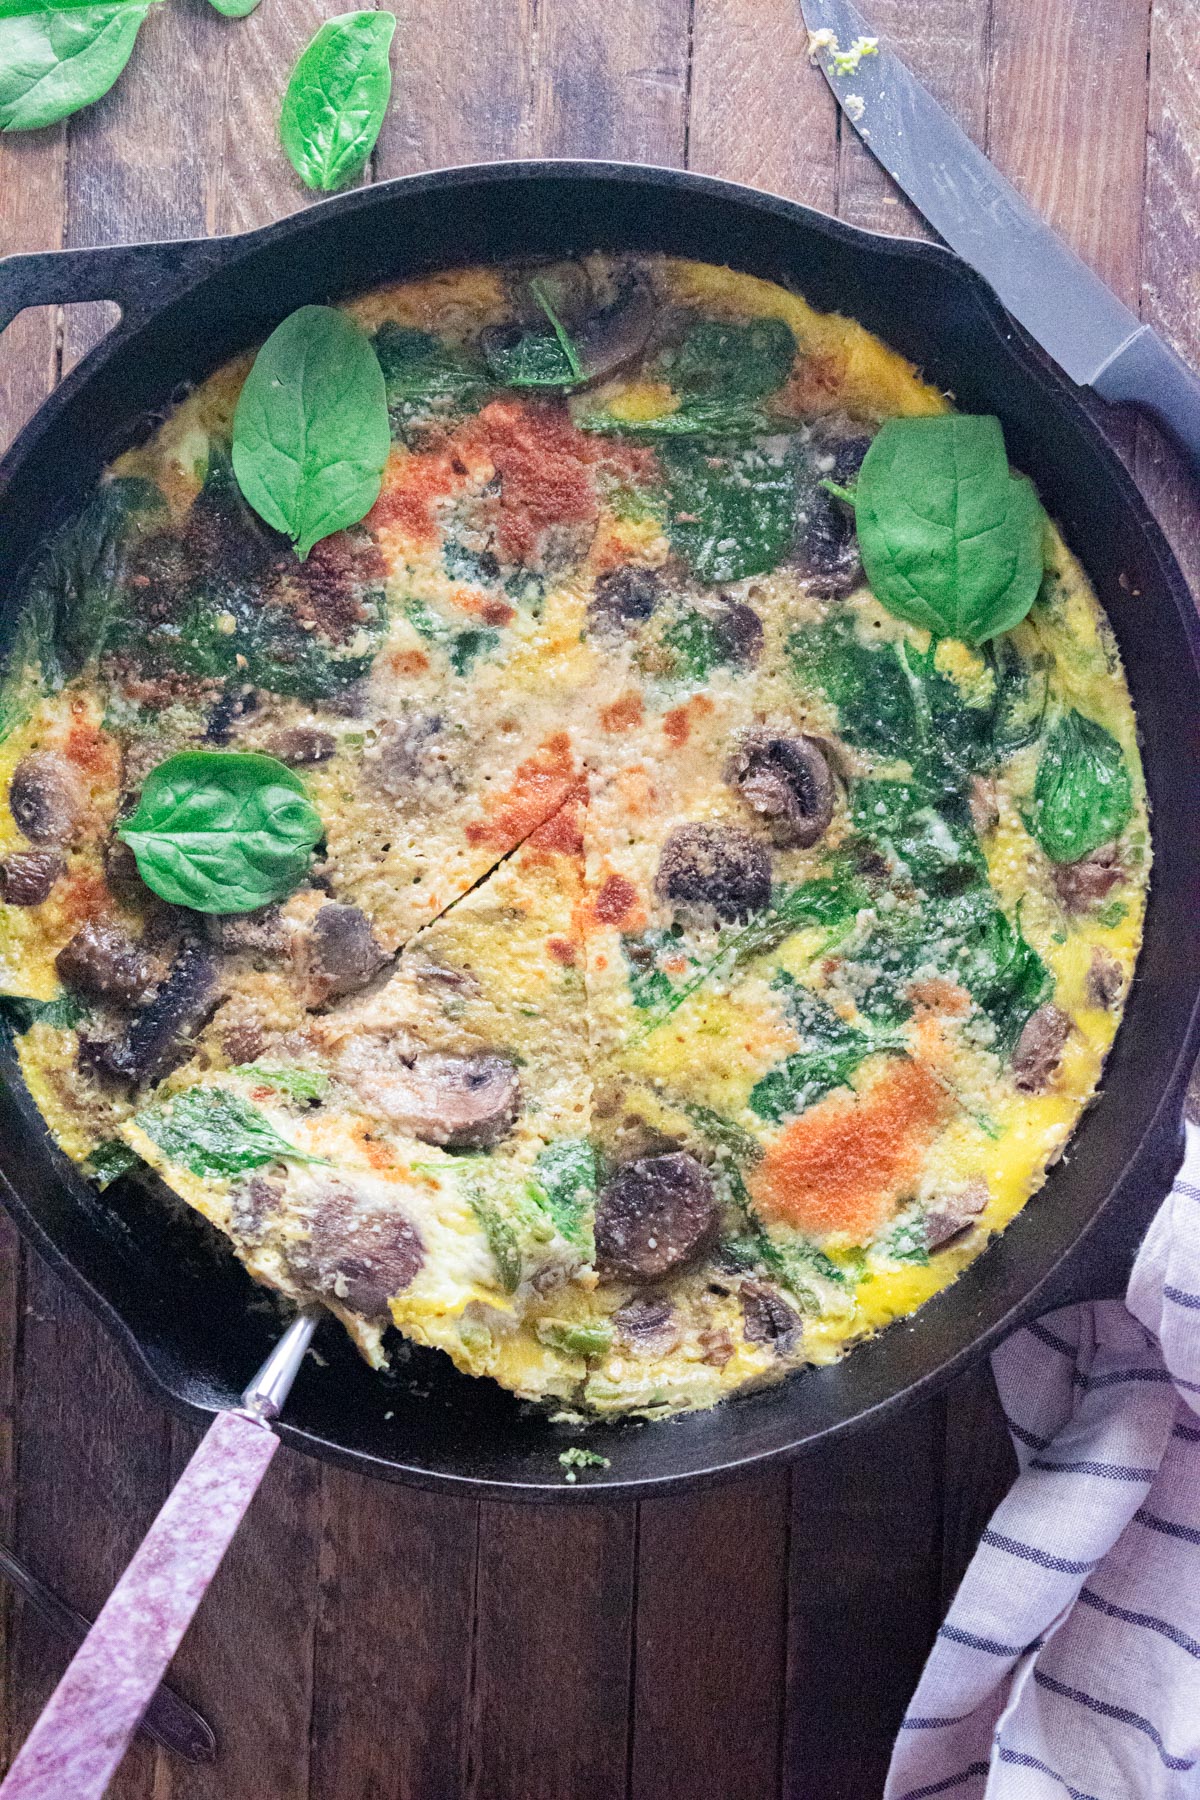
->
[0,1409,278,1800]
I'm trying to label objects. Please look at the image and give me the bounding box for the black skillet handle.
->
[1093,324,1200,479]
[0,239,227,338]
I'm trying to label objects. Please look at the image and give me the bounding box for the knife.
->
[798,0,1200,475]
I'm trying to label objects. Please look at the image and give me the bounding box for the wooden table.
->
[0,2,1196,1794]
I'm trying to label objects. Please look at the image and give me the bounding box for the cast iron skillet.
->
[0,162,1197,1500]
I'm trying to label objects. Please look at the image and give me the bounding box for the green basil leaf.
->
[660,438,796,584]
[854,415,1045,647]
[134,1086,328,1180]
[118,750,323,914]
[231,304,390,561]
[0,0,153,132]
[207,0,259,14]
[279,9,395,193]
[1025,709,1133,864]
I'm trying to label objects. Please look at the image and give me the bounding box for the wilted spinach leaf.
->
[660,437,795,584]
[853,415,1045,648]
[134,1086,328,1180]
[850,780,983,894]
[577,396,769,439]
[1024,709,1133,864]
[232,305,390,561]
[532,1138,596,1249]
[279,10,395,193]
[789,615,918,763]
[482,279,584,390]
[0,991,86,1033]
[372,324,491,434]
[664,317,796,402]
[750,975,898,1123]
[0,0,154,133]
[84,1138,140,1186]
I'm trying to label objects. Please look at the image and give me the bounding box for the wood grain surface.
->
[0,1,1196,1795]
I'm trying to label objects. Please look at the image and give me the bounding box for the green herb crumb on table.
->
[558,1447,612,1483]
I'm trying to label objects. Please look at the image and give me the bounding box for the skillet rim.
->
[0,157,1197,1500]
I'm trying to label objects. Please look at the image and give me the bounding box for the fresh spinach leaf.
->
[532,1138,597,1250]
[0,991,86,1033]
[1024,709,1133,864]
[660,438,795,584]
[118,750,323,914]
[0,0,154,132]
[232,304,390,561]
[853,414,1045,648]
[134,1086,328,1180]
[207,0,259,15]
[279,10,395,193]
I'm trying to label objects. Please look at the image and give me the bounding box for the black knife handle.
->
[1093,324,1200,477]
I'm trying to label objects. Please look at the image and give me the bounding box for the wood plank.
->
[939,1362,1015,1613]
[689,0,839,210]
[153,1427,321,1800]
[528,0,689,163]
[60,1,225,371]
[0,128,66,454]
[988,0,1149,305]
[784,1401,945,1800]
[5,1254,172,1795]
[464,1499,635,1800]
[630,1472,791,1800]
[835,0,989,239]
[213,0,360,236]
[375,0,530,177]
[310,1470,477,1800]
[1137,0,1200,601]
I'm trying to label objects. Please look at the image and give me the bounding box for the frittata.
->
[0,255,1148,1418]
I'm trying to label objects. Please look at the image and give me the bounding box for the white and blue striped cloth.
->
[886,1123,1200,1800]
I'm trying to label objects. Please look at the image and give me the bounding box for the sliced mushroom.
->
[56,921,164,1005]
[9,752,86,845]
[299,903,388,1005]
[656,822,772,922]
[343,1048,520,1149]
[288,1189,425,1317]
[594,1152,718,1284]
[483,271,654,390]
[1052,845,1122,914]
[207,904,287,955]
[740,1278,801,1352]
[924,1178,989,1250]
[728,733,835,849]
[262,726,337,766]
[611,1298,681,1359]
[713,601,763,668]
[1087,948,1124,1010]
[1012,1004,1073,1093]
[367,714,458,801]
[588,565,661,632]
[794,425,873,599]
[0,848,64,906]
[89,939,221,1086]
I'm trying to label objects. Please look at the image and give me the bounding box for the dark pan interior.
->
[0,163,1198,1498]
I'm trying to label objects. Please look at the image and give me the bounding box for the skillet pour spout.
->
[0,161,1197,1498]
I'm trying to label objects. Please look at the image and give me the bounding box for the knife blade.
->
[798,0,1200,473]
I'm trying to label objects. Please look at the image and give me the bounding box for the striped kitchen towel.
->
[886,1122,1200,1800]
